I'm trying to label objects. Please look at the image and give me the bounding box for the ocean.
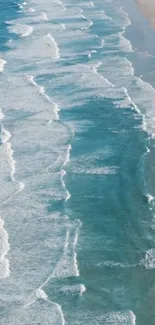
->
[0,0,155,324]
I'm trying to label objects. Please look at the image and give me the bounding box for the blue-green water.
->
[0,1,155,325]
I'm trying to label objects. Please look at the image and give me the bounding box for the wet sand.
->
[136,0,155,28]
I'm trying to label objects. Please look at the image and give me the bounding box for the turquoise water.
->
[0,1,155,324]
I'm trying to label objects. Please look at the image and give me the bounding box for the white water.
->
[1,0,155,324]
[0,59,7,72]
[8,23,33,37]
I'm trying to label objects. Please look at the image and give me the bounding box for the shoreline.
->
[119,0,155,88]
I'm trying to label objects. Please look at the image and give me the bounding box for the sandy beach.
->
[136,0,155,28]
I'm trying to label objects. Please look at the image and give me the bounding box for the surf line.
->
[0,66,24,205]
[0,103,10,278]
[0,217,10,279]
[24,288,65,325]
[0,126,25,207]
[23,84,84,316]
[26,74,60,121]
[79,9,93,31]
[26,74,72,201]
[61,144,72,201]
[24,219,84,312]
[23,229,69,324]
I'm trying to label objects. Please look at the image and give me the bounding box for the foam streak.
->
[26,74,60,120]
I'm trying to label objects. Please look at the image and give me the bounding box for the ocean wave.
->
[0,121,25,205]
[98,260,138,268]
[60,144,72,200]
[41,12,48,20]
[27,8,35,13]
[101,10,112,20]
[44,33,60,59]
[71,310,136,325]
[145,193,154,204]
[0,218,10,279]
[8,23,33,37]
[0,258,10,279]
[18,3,24,10]
[26,74,60,120]
[78,61,114,90]
[79,12,93,31]
[61,169,71,201]
[57,0,66,11]
[0,59,7,72]
[50,219,82,279]
[103,1,131,29]
[104,310,136,325]
[59,284,86,296]
[103,31,133,53]
[0,0,146,323]
[70,166,118,175]
[141,248,155,269]
[22,290,65,325]
[63,144,72,168]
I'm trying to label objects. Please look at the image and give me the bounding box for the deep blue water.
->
[0,1,155,325]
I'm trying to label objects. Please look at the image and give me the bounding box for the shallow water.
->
[0,0,155,324]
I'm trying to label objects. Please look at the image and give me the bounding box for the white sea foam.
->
[130,311,136,325]
[98,310,136,325]
[71,166,117,175]
[28,8,35,13]
[61,23,66,30]
[145,193,154,204]
[36,288,48,300]
[64,229,70,249]
[0,1,140,322]
[57,0,66,11]
[79,13,93,30]
[48,219,82,279]
[26,74,60,120]
[90,1,94,7]
[1,127,25,197]
[92,61,114,87]
[59,284,86,296]
[142,249,155,269]
[0,258,10,279]
[8,24,33,37]
[19,182,25,191]
[0,59,7,72]
[78,62,114,90]
[2,129,15,181]
[47,298,65,325]
[63,144,72,168]
[0,218,10,279]
[45,33,60,59]
[41,12,48,21]
[0,110,4,120]
[24,290,65,325]
[80,284,86,295]
[101,10,112,20]
[115,87,141,114]
[18,3,24,10]
[98,260,137,268]
[104,31,133,53]
[61,169,71,201]
[0,1,86,315]
[120,5,131,28]
[0,219,9,259]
